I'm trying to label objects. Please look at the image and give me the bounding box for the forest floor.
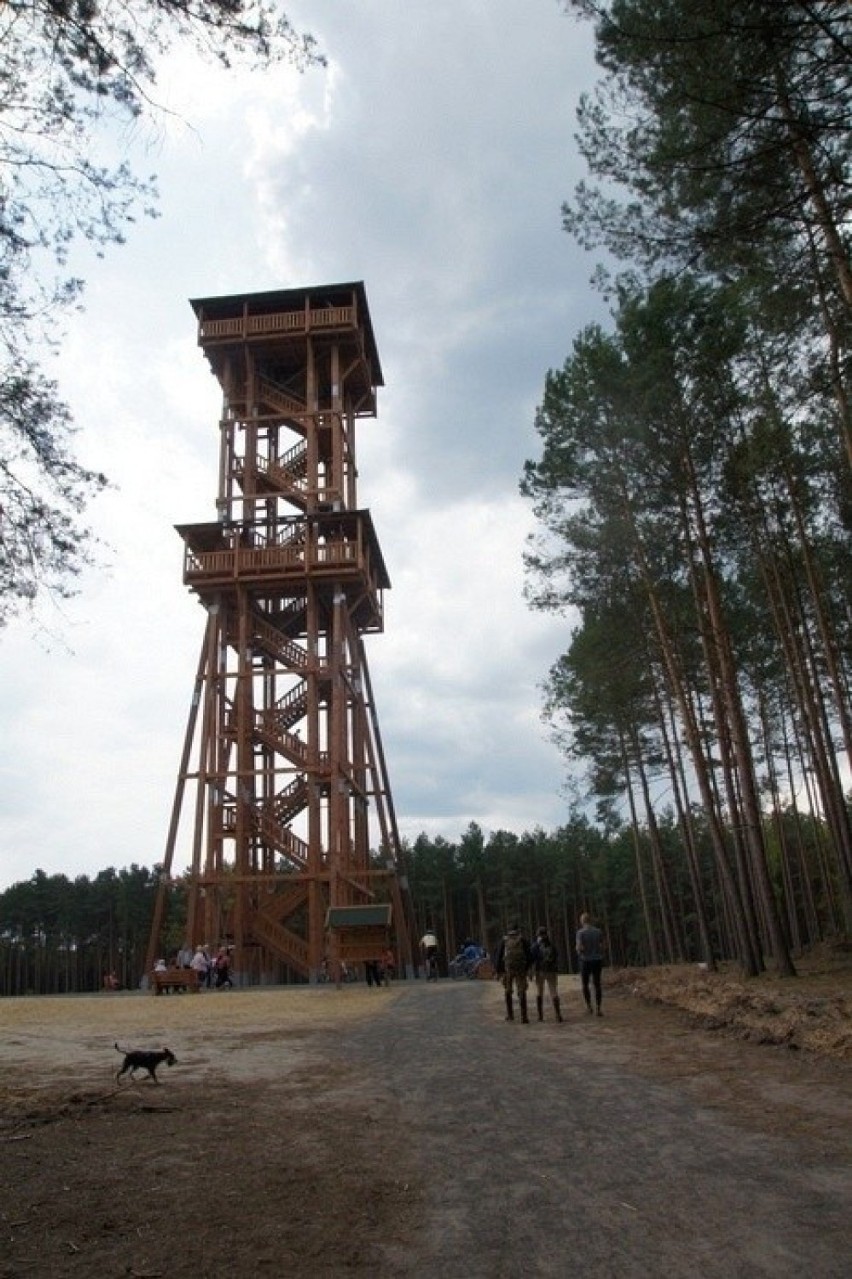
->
[0,942,850,1278]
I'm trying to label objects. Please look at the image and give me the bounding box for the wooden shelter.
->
[145,283,416,983]
[326,904,393,966]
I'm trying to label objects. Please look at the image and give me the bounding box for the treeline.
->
[0,801,845,995]
[0,866,186,997]
[406,813,846,977]
[521,2,852,978]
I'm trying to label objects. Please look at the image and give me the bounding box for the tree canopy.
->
[561,0,851,465]
[522,2,852,976]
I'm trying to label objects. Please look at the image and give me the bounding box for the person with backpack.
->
[496,922,532,1023]
[530,925,563,1023]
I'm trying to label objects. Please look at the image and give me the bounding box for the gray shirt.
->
[576,924,603,963]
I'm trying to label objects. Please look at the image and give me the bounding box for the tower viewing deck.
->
[191,282,383,419]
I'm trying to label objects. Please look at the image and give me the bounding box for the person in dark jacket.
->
[496,922,532,1023]
[530,926,563,1023]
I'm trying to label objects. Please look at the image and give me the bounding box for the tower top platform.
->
[189,281,384,392]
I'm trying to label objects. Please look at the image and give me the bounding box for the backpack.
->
[537,940,557,971]
[503,931,527,976]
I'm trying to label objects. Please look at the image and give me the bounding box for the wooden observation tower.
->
[145,283,416,982]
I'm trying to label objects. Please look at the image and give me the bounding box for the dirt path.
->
[1,978,850,1277]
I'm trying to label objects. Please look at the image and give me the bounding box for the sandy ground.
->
[0,965,850,1278]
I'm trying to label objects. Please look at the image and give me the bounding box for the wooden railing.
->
[233,447,307,496]
[257,375,306,417]
[273,680,308,723]
[251,912,310,974]
[257,883,309,924]
[184,536,360,581]
[237,616,307,669]
[264,452,308,502]
[199,305,355,345]
[218,801,311,870]
[274,776,308,825]
[250,619,307,670]
[275,439,308,475]
[275,826,310,869]
[254,809,309,869]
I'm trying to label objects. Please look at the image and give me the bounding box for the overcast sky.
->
[0,0,607,891]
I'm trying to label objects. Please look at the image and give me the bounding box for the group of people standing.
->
[495,913,604,1024]
[178,944,233,989]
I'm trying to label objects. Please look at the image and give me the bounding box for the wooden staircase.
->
[251,910,310,977]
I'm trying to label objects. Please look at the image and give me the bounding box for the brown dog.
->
[114,1042,177,1084]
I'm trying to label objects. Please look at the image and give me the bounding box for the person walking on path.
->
[530,926,563,1023]
[420,928,439,980]
[576,912,604,1016]
[496,922,532,1023]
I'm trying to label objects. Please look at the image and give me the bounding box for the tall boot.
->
[520,993,530,1024]
[584,991,593,1014]
[536,995,544,1022]
[504,991,514,1021]
[553,995,563,1023]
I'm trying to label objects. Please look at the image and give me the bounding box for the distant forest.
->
[0,865,184,997]
[1,808,847,996]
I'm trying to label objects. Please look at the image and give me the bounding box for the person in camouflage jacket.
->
[496,922,532,1023]
[529,926,563,1023]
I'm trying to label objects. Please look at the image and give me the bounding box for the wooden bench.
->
[151,967,200,995]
